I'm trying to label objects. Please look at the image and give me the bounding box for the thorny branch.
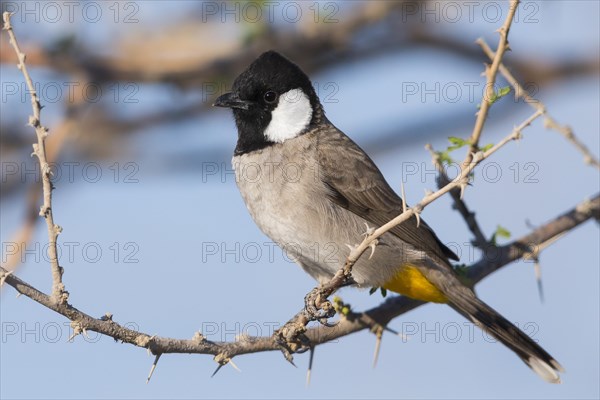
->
[399,0,520,254]
[477,39,600,171]
[2,194,598,364]
[425,144,489,249]
[462,0,520,170]
[2,12,67,304]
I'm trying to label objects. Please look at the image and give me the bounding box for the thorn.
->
[368,240,379,260]
[534,261,544,303]
[345,244,355,252]
[400,180,408,213]
[16,292,22,298]
[383,326,404,337]
[278,345,296,367]
[362,223,375,237]
[146,354,161,384]
[459,182,467,199]
[372,329,383,368]
[306,347,315,386]
[414,211,421,228]
[228,358,242,373]
[380,324,405,340]
[211,363,225,378]
[67,321,84,342]
[67,331,79,342]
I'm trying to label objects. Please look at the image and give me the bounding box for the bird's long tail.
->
[448,294,564,383]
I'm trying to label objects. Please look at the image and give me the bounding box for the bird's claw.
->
[304,287,337,324]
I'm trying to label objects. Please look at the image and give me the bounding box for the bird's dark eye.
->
[263,91,277,103]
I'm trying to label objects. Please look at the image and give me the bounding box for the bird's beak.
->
[213,92,252,110]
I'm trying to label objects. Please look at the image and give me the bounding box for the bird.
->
[213,50,564,383]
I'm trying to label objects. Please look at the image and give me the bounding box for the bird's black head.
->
[214,51,324,155]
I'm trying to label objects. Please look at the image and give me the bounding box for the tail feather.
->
[449,294,564,383]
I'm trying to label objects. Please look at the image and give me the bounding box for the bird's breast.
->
[232,141,357,280]
[231,139,424,287]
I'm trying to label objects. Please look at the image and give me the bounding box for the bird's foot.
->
[304,287,337,326]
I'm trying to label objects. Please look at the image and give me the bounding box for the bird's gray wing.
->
[316,125,459,262]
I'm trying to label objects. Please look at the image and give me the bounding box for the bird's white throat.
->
[264,88,312,143]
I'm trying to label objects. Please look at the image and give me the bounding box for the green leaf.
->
[448,136,467,147]
[447,136,470,151]
[436,151,455,165]
[480,143,494,152]
[368,287,388,297]
[495,225,511,239]
[498,86,511,98]
[489,86,511,105]
[443,137,472,160]
[435,136,471,165]
[490,225,511,245]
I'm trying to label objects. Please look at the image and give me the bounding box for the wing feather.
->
[316,125,459,262]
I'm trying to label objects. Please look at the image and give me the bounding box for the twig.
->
[425,144,489,249]
[478,39,600,170]
[462,0,520,170]
[2,12,66,304]
[1,116,75,273]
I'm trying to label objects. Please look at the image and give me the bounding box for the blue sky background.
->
[1,1,599,399]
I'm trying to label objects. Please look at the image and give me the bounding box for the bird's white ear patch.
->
[264,88,312,143]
